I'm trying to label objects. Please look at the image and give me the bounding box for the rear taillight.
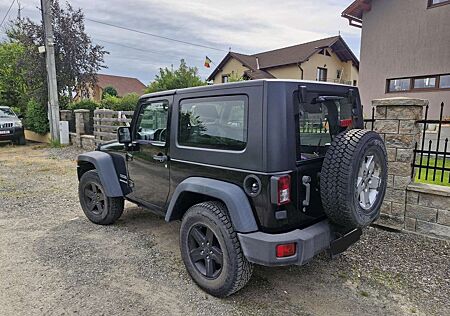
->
[276,243,296,258]
[340,118,352,127]
[271,175,291,205]
[278,175,291,204]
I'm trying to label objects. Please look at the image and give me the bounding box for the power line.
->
[0,0,15,29]
[95,38,202,61]
[95,38,169,55]
[86,18,227,52]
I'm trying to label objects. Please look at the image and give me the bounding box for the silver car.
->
[0,106,26,145]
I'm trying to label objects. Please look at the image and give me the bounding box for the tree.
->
[146,59,205,93]
[0,42,28,112]
[228,73,245,82]
[6,0,108,106]
[102,86,118,99]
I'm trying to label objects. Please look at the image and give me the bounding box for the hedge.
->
[69,93,139,112]
[25,99,49,135]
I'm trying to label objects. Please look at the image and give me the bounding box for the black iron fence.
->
[363,106,375,131]
[412,102,450,184]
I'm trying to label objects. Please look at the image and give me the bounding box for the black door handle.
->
[153,154,167,162]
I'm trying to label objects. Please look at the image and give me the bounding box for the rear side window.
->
[295,92,355,161]
[178,95,248,151]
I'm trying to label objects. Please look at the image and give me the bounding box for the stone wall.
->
[373,97,449,240]
[69,132,95,151]
[406,183,450,239]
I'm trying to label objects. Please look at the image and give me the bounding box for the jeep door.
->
[126,97,172,209]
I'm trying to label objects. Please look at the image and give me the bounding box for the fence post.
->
[74,109,90,147]
[373,97,428,229]
[60,109,75,134]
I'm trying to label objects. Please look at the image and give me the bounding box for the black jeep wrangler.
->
[77,80,387,297]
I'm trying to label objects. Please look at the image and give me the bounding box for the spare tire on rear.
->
[320,129,387,229]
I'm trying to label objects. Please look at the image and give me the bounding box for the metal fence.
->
[412,102,450,184]
[363,106,375,131]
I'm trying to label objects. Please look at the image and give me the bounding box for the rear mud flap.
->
[328,228,362,258]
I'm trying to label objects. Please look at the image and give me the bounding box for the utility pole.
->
[17,0,22,20]
[41,0,60,142]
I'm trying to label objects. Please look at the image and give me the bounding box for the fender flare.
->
[165,177,258,233]
[77,151,123,197]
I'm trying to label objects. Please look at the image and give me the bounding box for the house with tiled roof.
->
[207,36,359,87]
[342,0,450,117]
[76,74,146,102]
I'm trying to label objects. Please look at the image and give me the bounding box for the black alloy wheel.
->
[78,170,124,225]
[188,224,223,279]
[83,182,107,216]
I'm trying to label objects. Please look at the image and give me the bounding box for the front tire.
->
[15,135,26,145]
[180,201,253,297]
[79,170,124,225]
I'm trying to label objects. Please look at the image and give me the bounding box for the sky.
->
[0,0,360,85]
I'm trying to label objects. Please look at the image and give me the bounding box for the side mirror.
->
[117,126,131,144]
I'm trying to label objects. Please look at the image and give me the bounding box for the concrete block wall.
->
[405,183,450,240]
[62,110,95,151]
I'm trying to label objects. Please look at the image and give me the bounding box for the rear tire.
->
[321,129,387,229]
[79,170,124,225]
[180,201,253,297]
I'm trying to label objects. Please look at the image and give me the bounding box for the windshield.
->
[295,92,354,161]
[0,108,16,118]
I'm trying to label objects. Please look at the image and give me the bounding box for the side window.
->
[135,100,169,142]
[178,96,247,151]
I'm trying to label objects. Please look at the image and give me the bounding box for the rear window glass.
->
[295,92,354,161]
[178,95,247,151]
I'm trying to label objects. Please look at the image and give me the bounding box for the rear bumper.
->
[238,220,361,266]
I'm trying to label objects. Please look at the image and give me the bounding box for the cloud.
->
[0,0,360,84]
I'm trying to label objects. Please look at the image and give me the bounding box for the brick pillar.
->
[59,110,72,122]
[74,109,90,135]
[60,110,74,133]
[373,97,428,229]
[74,109,90,147]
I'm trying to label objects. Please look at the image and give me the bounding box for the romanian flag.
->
[204,56,212,68]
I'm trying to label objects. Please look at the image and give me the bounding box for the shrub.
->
[100,94,121,110]
[100,93,139,111]
[114,93,139,111]
[25,99,49,135]
[67,99,99,111]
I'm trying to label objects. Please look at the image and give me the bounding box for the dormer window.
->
[319,49,331,57]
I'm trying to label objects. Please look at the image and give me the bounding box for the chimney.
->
[256,57,260,70]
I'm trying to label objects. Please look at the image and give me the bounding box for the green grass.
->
[415,156,450,187]
[360,290,370,297]
[49,139,63,148]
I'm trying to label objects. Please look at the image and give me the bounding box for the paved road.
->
[0,144,448,315]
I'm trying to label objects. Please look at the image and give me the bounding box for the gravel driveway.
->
[0,143,449,316]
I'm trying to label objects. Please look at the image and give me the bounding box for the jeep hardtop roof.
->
[139,79,356,100]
